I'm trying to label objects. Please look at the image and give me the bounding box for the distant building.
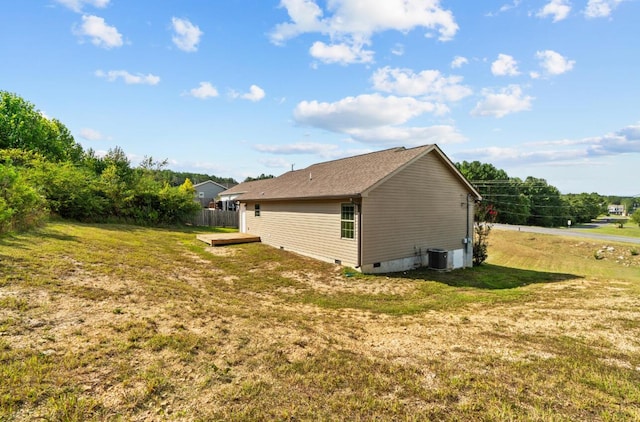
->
[608,204,625,215]
[193,180,228,208]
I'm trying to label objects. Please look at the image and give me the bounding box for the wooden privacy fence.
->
[191,209,239,228]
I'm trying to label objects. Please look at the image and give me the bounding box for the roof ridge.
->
[297,145,425,171]
[218,143,471,202]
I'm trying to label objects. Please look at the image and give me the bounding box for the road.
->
[493,223,640,245]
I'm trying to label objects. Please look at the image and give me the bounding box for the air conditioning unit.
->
[428,249,448,270]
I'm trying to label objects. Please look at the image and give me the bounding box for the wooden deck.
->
[196,233,261,246]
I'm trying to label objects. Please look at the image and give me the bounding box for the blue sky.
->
[1,0,639,195]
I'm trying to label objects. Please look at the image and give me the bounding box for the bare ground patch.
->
[281,269,416,295]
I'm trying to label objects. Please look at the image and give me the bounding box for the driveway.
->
[493,223,640,245]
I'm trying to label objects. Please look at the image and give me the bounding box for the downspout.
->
[357,199,362,269]
[466,193,471,266]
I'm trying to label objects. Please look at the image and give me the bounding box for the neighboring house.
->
[193,180,229,208]
[608,204,625,215]
[219,145,482,273]
[218,179,271,211]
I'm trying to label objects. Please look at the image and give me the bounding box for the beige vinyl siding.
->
[244,200,359,267]
[362,153,471,265]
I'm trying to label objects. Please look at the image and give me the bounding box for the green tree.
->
[630,209,640,227]
[0,161,47,233]
[156,179,200,225]
[29,160,106,220]
[82,148,108,176]
[99,163,133,217]
[521,177,566,227]
[244,173,274,182]
[0,91,83,162]
[563,193,605,224]
[456,161,530,225]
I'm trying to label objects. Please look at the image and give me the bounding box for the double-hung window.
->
[341,204,355,239]
[254,204,261,217]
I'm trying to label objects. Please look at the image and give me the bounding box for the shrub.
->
[0,162,47,233]
[473,204,497,266]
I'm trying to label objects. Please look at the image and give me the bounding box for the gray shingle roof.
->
[221,144,480,201]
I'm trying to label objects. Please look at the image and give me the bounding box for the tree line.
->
[0,91,237,234]
[3,90,635,236]
[456,160,637,228]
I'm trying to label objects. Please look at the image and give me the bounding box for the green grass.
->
[572,216,640,238]
[0,221,639,420]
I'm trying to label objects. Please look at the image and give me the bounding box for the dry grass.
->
[1,222,639,420]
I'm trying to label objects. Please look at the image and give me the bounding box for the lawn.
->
[572,216,640,238]
[1,222,639,420]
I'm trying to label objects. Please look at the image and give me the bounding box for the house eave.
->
[237,193,363,203]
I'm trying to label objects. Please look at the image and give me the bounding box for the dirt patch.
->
[281,270,416,295]
[203,246,238,257]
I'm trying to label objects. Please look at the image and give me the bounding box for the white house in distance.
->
[219,145,482,273]
[607,204,625,216]
[193,180,229,208]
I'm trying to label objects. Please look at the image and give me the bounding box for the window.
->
[341,203,355,239]
[255,204,260,217]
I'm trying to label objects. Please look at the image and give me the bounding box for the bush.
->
[473,204,497,266]
[0,162,47,233]
[29,160,107,221]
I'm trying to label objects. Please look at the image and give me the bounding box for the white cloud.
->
[187,82,219,99]
[391,43,405,56]
[586,124,640,156]
[270,0,458,64]
[255,144,374,163]
[56,0,109,13]
[79,128,105,141]
[291,94,460,147]
[269,0,326,45]
[242,85,266,102]
[491,54,520,76]
[258,157,293,169]
[254,142,339,156]
[535,50,575,76]
[309,41,374,64]
[584,0,624,18]
[171,17,203,52]
[293,94,446,133]
[537,0,571,22]
[229,85,266,102]
[95,70,160,85]
[471,85,533,118]
[455,145,587,164]
[348,125,467,145]
[500,0,521,12]
[486,1,522,16]
[455,123,640,166]
[74,14,122,49]
[451,56,468,69]
[371,66,472,102]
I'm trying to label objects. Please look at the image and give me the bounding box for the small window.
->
[341,203,355,239]
[254,204,261,217]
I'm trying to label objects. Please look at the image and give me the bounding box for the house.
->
[193,180,229,208]
[218,179,272,211]
[607,204,625,216]
[219,145,482,273]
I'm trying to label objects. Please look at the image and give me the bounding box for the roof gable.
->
[226,144,480,201]
[193,180,229,190]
